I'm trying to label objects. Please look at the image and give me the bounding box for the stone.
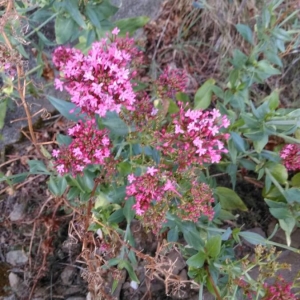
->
[8,273,28,298]
[60,266,76,286]
[9,202,26,221]
[166,249,186,275]
[6,250,28,266]
[8,273,20,290]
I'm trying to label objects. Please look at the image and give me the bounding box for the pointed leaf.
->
[216,187,248,211]
[194,79,215,110]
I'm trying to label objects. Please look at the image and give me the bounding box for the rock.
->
[8,273,20,289]
[60,265,76,286]
[166,249,186,275]
[1,295,17,300]
[9,202,26,221]
[8,272,28,298]
[6,250,28,266]
[64,286,84,297]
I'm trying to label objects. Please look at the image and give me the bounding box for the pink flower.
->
[155,103,229,170]
[52,120,112,175]
[280,144,300,171]
[128,174,136,183]
[52,149,60,158]
[52,32,142,118]
[54,78,64,91]
[112,27,120,35]
[147,166,158,176]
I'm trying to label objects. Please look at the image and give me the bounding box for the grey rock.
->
[8,272,28,298]
[1,295,17,300]
[112,0,163,20]
[6,250,28,266]
[60,265,76,286]
[166,249,186,275]
[9,202,26,221]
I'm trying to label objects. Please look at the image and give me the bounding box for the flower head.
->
[280,144,300,171]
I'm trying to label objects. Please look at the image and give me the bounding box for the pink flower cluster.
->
[125,167,180,215]
[120,92,158,131]
[280,144,300,171]
[126,166,216,229]
[262,277,297,300]
[53,119,112,176]
[52,29,142,117]
[156,67,187,98]
[178,182,214,222]
[155,104,230,169]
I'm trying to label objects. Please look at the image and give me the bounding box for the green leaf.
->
[264,90,280,110]
[115,16,150,36]
[167,227,179,242]
[123,197,135,222]
[57,134,72,146]
[206,236,221,258]
[108,208,124,224]
[94,192,110,208]
[63,0,87,29]
[269,207,292,219]
[186,251,206,268]
[182,223,204,250]
[55,15,77,44]
[239,231,266,245]
[117,161,132,176]
[102,111,132,136]
[194,79,215,110]
[176,92,190,103]
[279,218,295,246]
[0,100,7,129]
[216,187,248,211]
[85,3,102,29]
[48,176,67,196]
[232,49,248,69]
[67,186,80,200]
[284,188,300,204]
[230,132,246,152]
[95,0,118,20]
[266,163,288,184]
[253,133,268,153]
[291,173,300,187]
[236,24,253,44]
[28,160,51,175]
[118,260,140,283]
[265,51,283,67]
[47,96,85,122]
[76,170,95,192]
[168,99,179,114]
[256,60,281,76]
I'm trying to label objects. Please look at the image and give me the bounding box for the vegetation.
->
[1,0,300,299]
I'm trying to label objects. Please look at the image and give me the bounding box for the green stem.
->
[275,133,300,144]
[198,284,203,300]
[25,12,59,39]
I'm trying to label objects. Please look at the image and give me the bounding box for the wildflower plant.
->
[7,0,300,298]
